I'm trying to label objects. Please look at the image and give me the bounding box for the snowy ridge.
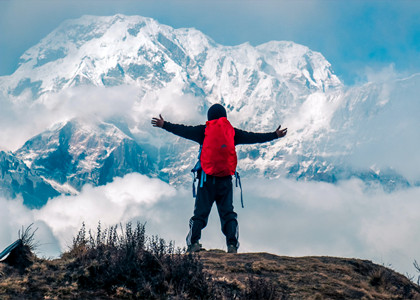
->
[1,15,340,102]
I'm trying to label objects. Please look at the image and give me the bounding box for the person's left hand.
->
[276,125,287,138]
[151,114,165,128]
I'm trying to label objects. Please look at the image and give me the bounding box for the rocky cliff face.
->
[0,151,59,208]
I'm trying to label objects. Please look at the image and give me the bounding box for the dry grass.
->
[199,251,420,299]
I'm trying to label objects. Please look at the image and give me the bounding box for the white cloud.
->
[0,84,205,151]
[0,85,137,151]
[2,174,420,279]
[344,73,420,180]
[363,64,400,84]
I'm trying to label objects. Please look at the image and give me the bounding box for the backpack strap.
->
[191,173,197,198]
[235,171,244,208]
[200,171,207,188]
[191,146,203,198]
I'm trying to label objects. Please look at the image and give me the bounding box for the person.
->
[151,104,287,253]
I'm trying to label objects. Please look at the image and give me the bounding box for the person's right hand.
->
[151,114,165,128]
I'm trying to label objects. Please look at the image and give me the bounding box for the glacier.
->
[0,14,418,207]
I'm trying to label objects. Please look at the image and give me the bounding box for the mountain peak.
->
[1,14,340,102]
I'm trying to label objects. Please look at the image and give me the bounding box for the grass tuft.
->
[64,221,215,299]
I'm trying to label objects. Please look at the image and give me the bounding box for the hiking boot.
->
[187,242,202,253]
[227,244,237,254]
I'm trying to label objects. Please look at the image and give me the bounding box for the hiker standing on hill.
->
[152,104,287,253]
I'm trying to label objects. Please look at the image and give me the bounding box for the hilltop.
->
[1,249,419,299]
[200,251,420,299]
[1,223,419,299]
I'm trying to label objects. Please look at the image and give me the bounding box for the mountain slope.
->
[0,151,59,208]
[14,118,155,192]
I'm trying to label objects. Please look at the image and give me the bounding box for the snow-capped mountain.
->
[1,14,340,101]
[0,14,416,207]
[0,117,157,207]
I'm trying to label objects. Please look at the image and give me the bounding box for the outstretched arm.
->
[235,125,287,145]
[151,114,205,144]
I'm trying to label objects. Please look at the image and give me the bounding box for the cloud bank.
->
[2,69,420,182]
[344,71,420,180]
[2,173,420,279]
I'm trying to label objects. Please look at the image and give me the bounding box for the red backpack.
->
[200,117,237,176]
[190,117,243,207]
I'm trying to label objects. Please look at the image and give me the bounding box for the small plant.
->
[18,223,38,251]
[243,275,280,300]
[370,269,385,287]
[414,260,420,285]
[3,224,38,273]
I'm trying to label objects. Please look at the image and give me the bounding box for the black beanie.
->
[207,104,227,121]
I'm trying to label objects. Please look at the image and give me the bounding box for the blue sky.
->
[1,0,420,84]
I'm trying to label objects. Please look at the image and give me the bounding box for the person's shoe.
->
[187,242,202,253]
[227,244,238,254]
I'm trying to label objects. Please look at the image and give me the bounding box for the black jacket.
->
[162,121,278,145]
